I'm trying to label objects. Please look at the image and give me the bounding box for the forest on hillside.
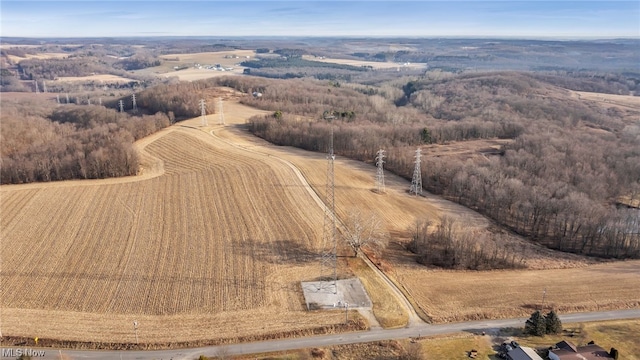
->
[209,73,640,260]
[0,100,170,183]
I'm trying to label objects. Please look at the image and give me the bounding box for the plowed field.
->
[0,110,348,342]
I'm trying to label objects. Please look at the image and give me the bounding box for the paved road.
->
[9,309,639,360]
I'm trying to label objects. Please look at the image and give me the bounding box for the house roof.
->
[507,346,544,360]
[550,342,613,360]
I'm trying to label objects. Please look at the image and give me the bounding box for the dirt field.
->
[55,74,136,83]
[302,55,427,70]
[0,107,352,342]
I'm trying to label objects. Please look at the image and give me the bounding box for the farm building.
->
[507,346,544,360]
[548,340,614,360]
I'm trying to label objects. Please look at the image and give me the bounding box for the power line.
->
[319,125,337,293]
[375,149,386,193]
[131,93,137,112]
[218,98,225,125]
[410,147,423,196]
[200,99,207,126]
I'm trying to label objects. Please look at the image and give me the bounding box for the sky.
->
[1,1,639,39]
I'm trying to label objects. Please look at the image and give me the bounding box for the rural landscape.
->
[1,21,639,360]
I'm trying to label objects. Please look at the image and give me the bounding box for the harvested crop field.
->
[55,74,136,83]
[0,112,349,342]
[301,55,427,70]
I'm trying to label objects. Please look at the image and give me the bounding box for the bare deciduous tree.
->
[342,210,388,257]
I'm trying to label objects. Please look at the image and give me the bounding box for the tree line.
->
[1,101,170,184]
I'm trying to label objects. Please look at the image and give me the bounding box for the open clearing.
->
[392,260,640,323]
[54,74,137,83]
[4,52,68,63]
[302,55,427,70]
[0,106,352,342]
[133,50,254,80]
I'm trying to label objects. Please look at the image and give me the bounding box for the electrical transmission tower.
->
[119,100,125,113]
[56,94,60,105]
[65,93,70,104]
[200,99,207,126]
[410,148,423,196]
[42,80,47,93]
[319,125,337,293]
[218,98,225,125]
[132,94,137,112]
[375,149,386,193]
[88,98,91,105]
[34,80,39,93]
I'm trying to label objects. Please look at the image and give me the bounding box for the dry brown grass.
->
[301,55,427,70]
[499,319,640,360]
[5,52,68,62]
[393,261,640,323]
[346,257,409,328]
[55,74,136,83]
[0,110,350,342]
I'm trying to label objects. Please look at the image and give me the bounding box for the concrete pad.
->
[301,278,372,310]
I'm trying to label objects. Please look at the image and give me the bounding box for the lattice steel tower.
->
[200,99,207,126]
[132,93,137,112]
[375,149,386,193]
[319,126,337,293]
[410,148,423,196]
[218,98,225,125]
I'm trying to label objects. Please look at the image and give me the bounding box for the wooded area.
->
[212,73,639,260]
[0,100,170,183]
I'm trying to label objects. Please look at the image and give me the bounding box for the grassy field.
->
[392,261,640,323]
[346,257,409,328]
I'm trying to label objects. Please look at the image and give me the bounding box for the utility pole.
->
[133,320,139,344]
[410,148,423,196]
[541,288,547,311]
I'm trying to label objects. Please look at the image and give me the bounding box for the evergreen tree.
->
[545,310,562,334]
[525,310,547,336]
